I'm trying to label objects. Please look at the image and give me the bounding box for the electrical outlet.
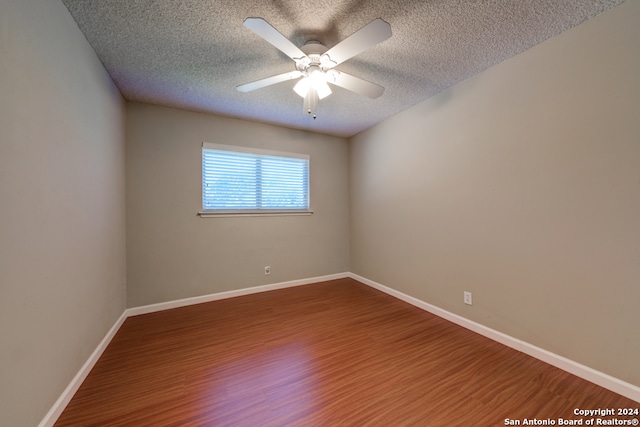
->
[464,291,472,305]
[264,266,271,275]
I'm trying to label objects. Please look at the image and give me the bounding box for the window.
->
[200,143,311,216]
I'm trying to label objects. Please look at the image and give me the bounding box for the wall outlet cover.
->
[464,291,472,305]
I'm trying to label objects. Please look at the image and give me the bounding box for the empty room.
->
[1,0,638,426]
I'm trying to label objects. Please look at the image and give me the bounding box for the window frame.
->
[198,142,313,217]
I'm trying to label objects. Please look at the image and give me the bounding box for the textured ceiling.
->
[61,0,625,137]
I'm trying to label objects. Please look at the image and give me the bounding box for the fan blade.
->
[237,71,302,92]
[243,18,307,61]
[329,72,385,99]
[323,19,391,66]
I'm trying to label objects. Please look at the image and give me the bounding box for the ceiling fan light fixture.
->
[293,73,332,100]
[293,77,310,98]
[315,80,332,99]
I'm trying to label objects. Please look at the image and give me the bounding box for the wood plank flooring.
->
[55,278,638,426]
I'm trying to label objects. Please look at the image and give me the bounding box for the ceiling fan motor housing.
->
[296,41,336,74]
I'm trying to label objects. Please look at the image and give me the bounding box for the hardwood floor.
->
[55,278,637,426]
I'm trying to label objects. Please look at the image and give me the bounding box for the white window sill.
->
[198,210,313,218]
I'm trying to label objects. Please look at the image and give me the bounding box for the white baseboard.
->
[125,272,350,317]
[38,311,128,427]
[349,272,640,403]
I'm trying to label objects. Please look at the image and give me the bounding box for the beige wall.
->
[350,0,640,387]
[126,103,349,307]
[0,1,126,426]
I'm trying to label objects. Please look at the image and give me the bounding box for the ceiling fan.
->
[237,18,392,119]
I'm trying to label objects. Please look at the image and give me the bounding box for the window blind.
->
[202,143,310,212]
